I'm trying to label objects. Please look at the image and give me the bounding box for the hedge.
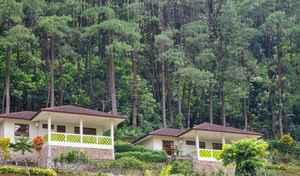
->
[116,151,167,162]
[0,166,57,176]
[115,142,147,153]
[96,157,145,170]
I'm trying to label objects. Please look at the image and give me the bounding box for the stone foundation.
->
[193,160,235,176]
[1,145,113,167]
[40,145,114,167]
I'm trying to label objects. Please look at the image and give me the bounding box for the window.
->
[74,127,97,135]
[15,124,29,137]
[42,124,54,129]
[199,142,205,149]
[212,143,223,150]
[57,125,66,133]
[186,140,195,145]
[185,141,205,148]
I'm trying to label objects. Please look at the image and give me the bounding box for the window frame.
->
[14,123,30,137]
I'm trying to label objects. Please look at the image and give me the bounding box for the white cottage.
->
[0,105,125,166]
[133,123,262,161]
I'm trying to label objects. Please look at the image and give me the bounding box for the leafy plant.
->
[221,139,269,176]
[54,150,89,164]
[0,166,57,176]
[97,156,145,170]
[0,137,10,160]
[160,165,172,176]
[170,160,193,176]
[10,137,33,175]
[116,151,167,162]
[10,137,33,155]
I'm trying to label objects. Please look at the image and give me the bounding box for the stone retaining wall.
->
[40,145,114,167]
[193,160,235,176]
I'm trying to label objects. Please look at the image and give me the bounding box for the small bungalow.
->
[0,105,125,166]
[133,122,262,161]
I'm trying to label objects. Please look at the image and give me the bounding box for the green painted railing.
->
[199,149,222,160]
[46,133,112,145]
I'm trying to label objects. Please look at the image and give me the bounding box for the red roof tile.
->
[0,111,37,120]
[149,128,186,137]
[41,105,125,119]
[132,128,185,144]
[191,122,261,136]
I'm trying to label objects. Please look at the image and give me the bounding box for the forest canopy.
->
[0,0,299,139]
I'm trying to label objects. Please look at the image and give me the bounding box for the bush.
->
[170,160,193,176]
[0,137,10,160]
[221,139,269,176]
[54,150,89,164]
[115,142,147,153]
[0,166,57,176]
[116,151,167,162]
[160,165,172,176]
[97,157,145,170]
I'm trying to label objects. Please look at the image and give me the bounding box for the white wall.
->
[0,121,4,137]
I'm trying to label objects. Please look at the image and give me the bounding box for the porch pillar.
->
[47,117,52,143]
[111,123,115,159]
[195,135,200,160]
[80,119,83,144]
[47,117,52,168]
[222,135,226,149]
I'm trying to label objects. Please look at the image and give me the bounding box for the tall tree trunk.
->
[132,51,139,127]
[277,46,284,137]
[209,87,213,124]
[161,59,167,128]
[108,52,117,114]
[50,37,55,107]
[187,86,192,128]
[243,97,248,130]
[4,47,11,113]
[220,81,225,126]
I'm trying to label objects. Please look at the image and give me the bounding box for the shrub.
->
[0,166,57,176]
[221,139,269,176]
[170,160,193,176]
[0,137,10,160]
[280,134,294,146]
[116,151,167,162]
[54,150,89,164]
[115,142,147,153]
[160,165,172,176]
[97,156,145,170]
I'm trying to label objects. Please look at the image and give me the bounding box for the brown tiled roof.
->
[190,122,262,136]
[132,128,185,144]
[149,128,186,137]
[41,105,125,119]
[0,111,37,120]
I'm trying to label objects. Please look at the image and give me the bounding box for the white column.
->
[47,117,52,168]
[222,136,226,149]
[80,119,83,144]
[48,117,52,143]
[111,123,115,159]
[196,135,200,160]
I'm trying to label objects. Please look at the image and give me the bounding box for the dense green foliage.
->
[0,0,299,138]
[54,150,89,164]
[221,139,269,176]
[170,160,193,176]
[115,142,148,153]
[0,137,10,160]
[0,166,57,176]
[116,151,167,162]
[115,142,167,162]
[97,156,146,170]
